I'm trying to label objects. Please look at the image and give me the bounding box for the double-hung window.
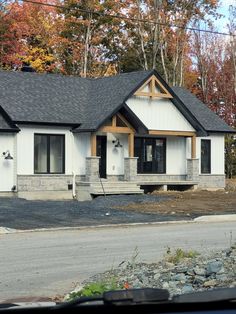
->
[34,134,65,174]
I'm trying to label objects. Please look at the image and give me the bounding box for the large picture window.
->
[134,137,166,174]
[34,134,65,174]
[201,139,211,174]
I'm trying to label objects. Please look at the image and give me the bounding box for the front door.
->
[134,137,166,174]
[96,136,107,178]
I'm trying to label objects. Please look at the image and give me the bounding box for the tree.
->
[0,0,59,71]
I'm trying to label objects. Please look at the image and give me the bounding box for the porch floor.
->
[76,179,199,200]
[135,180,198,185]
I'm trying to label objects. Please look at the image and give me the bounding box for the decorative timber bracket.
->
[134,75,173,99]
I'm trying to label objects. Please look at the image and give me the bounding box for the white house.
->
[0,70,234,200]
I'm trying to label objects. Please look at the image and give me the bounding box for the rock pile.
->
[83,245,236,296]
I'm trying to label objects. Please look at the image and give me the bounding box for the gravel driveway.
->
[0,194,188,230]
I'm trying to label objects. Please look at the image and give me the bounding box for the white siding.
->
[126,96,195,132]
[17,126,74,175]
[0,134,15,191]
[106,133,128,175]
[166,136,187,174]
[73,133,90,175]
[196,135,225,174]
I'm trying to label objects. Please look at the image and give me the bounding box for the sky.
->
[215,0,235,32]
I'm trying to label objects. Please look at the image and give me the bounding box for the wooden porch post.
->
[191,135,196,159]
[128,133,134,157]
[91,133,97,156]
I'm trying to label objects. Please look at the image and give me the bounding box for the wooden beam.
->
[112,115,116,127]
[151,76,155,99]
[116,112,135,132]
[91,133,97,156]
[134,75,173,99]
[134,76,153,95]
[135,91,173,98]
[149,130,196,137]
[99,126,134,134]
[128,133,134,157]
[191,135,196,159]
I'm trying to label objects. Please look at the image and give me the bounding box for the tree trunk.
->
[83,13,92,78]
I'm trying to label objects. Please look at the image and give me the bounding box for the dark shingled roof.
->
[0,112,10,129]
[171,86,234,133]
[0,69,234,134]
[0,110,19,132]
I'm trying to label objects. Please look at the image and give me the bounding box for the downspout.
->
[72,171,76,199]
[13,132,17,193]
[71,131,76,199]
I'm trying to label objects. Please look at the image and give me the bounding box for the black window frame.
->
[134,137,166,174]
[34,133,65,174]
[201,139,211,174]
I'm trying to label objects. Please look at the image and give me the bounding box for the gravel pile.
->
[82,245,236,296]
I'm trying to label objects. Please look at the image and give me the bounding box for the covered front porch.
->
[75,113,199,200]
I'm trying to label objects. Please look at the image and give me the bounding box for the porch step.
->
[90,181,143,195]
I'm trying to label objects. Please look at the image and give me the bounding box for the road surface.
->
[0,221,235,301]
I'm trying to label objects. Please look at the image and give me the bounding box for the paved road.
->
[0,221,235,301]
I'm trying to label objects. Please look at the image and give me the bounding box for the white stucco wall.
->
[166,136,187,174]
[126,96,195,132]
[17,126,74,175]
[73,133,90,175]
[0,134,15,191]
[196,134,225,175]
[106,133,128,175]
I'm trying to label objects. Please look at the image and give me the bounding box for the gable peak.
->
[134,74,173,99]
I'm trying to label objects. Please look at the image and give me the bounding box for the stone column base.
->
[186,158,199,182]
[85,157,100,182]
[124,157,138,181]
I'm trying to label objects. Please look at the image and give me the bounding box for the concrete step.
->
[90,181,143,195]
[91,187,143,192]
[91,191,144,195]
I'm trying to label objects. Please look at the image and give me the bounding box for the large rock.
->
[206,260,223,275]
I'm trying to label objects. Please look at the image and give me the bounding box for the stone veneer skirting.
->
[198,175,225,189]
[136,174,186,182]
[17,175,85,191]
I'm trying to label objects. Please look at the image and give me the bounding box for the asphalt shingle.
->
[0,70,234,134]
[172,86,234,133]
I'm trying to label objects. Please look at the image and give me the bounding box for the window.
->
[34,134,65,174]
[134,137,166,174]
[201,139,211,174]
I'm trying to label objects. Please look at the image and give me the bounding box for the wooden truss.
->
[134,75,173,99]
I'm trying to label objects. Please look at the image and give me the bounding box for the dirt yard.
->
[116,187,236,217]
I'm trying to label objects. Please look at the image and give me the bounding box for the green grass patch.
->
[67,277,122,300]
[165,247,200,264]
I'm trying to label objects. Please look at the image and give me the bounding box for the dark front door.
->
[134,137,166,174]
[96,136,107,178]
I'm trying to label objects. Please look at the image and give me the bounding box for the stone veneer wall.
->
[198,175,225,189]
[17,175,85,191]
[124,157,138,181]
[136,174,186,182]
[106,175,124,181]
